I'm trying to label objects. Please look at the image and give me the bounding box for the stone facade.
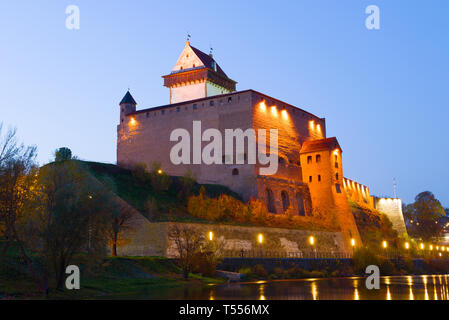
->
[373,198,408,236]
[117,219,348,257]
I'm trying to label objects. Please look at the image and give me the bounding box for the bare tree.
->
[109,202,134,256]
[168,225,205,279]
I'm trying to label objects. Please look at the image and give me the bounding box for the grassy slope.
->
[82,160,241,223]
[0,245,223,299]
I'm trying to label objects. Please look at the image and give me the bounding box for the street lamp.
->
[382,240,388,249]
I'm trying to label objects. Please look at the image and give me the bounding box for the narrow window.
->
[210,100,214,106]
[336,173,339,180]
[296,192,306,216]
[146,112,150,118]
[176,107,180,112]
[281,191,290,213]
[309,176,312,183]
[193,104,197,110]
[318,175,321,182]
[266,188,276,213]
[161,110,165,115]
[307,156,312,164]
[232,168,239,176]
[336,184,342,193]
[228,97,232,103]
[316,154,321,163]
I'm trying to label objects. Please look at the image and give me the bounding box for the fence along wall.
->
[117,218,349,258]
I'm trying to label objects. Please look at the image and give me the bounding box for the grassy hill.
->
[82,160,241,223]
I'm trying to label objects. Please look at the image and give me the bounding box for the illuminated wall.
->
[343,177,374,208]
[373,197,408,236]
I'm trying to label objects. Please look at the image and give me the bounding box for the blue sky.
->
[0,1,448,206]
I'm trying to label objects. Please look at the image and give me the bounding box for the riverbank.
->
[0,255,225,299]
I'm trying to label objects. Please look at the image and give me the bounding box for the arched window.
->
[266,188,276,213]
[281,191,290,213]
[296,192,306,216]
[232,168,239,176]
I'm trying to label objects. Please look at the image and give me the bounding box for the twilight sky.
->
[0,1,448,206]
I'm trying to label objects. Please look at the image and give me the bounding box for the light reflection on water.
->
[150,274,449,300]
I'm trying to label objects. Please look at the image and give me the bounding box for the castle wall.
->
[117,220,349,257]
[373,198,408,236]
[343,177,374,208]
[117,91,258,201]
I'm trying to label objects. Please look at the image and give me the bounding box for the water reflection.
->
[139,274,449,300]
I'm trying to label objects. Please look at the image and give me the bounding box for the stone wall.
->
[117,218,349,258]
[373,197,408,236]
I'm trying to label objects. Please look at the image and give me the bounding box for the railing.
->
[222,249,352,259]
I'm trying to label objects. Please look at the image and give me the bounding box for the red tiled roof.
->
[300,137,341,153]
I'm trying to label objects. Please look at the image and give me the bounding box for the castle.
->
[116,41,407,254]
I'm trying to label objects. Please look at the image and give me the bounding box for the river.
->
[147,275,449,300]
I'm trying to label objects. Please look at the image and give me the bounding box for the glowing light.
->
[309,120,315,130]
[316,124,321,133]
[439,253,442,257]
[420,243,425,250]
[382,240,388,249]
[405,242,410,250]
[430,245,433,251]
[354,288,360,300]
[351,238,356,247]
[270,106,278,117]
[257,233,264,244]
[157,169,163,174]
[281,109,288,120]
[309,236,315,246]
[208,231,213,241]
[130,117,136,125]
[259,101,267,112]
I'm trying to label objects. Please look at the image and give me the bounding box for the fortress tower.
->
[162,41,237,104]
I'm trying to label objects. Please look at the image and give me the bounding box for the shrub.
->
[252,264,268,278]
[352,247,380,274]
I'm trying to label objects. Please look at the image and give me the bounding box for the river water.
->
[148,275,449,300]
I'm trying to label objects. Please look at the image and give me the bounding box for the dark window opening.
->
[318,175,321,182]
[336,173,339,180]
[146,113,150,118]
[232,168,239,176]
[336,184,342,193]
[161,110,165,115]
[296,193,306,216]
[193,104,197,110]
[335,162,339,168]
[307,156,312,164]
[309,176,312,183]
[316,154,321,163]
[281,191,290,213]
[228,97,232,103]
[279,157,286,165]
[266,188,276,213]
[209,100,214,106]
[176,107,180,112]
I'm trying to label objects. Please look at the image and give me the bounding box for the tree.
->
[54,147,72,162]
[168,225,205,279]
[403,191,446,241]
[28,161,113,289]
[109,202,134,257]
[0,124,37,257]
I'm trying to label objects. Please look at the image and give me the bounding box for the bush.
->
[352,247,380,274]
[252,264,268,278]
